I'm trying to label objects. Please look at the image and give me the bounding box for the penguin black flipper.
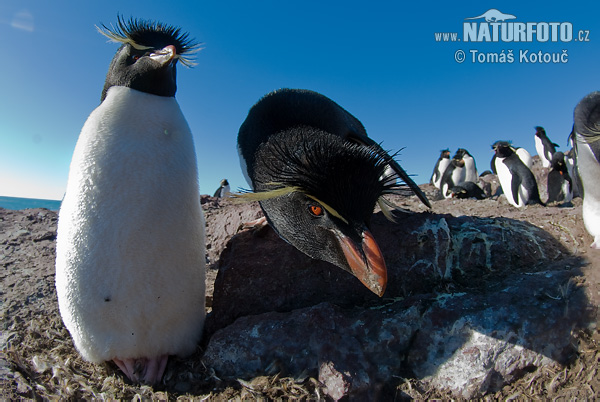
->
[345,132,432,208]
[509,167,523,206]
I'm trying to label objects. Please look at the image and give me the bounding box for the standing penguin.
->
[572,91,600,249]
[547,151,573,204]
[430,149,451,189]
[490,141,532,174]
[440,151,466,198]
[213,179,231,198]
[564,148,582,198]
[492,141,543,207]
[457,148,478,183]
[534,126,559,168]
[237,88,430,297]
[55,17,205,384]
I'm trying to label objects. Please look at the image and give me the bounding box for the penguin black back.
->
[450,181,486,200]
[574,91,600,158]
[238,89,368,182]
[98,16,199,101]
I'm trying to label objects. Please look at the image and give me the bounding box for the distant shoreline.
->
[0,196,62,211]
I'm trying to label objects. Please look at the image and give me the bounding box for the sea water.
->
[0,196,62,211]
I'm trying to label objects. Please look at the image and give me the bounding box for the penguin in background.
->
[490,141,532,174]
[440,155,465,199]
[492,141,544,208]
[430,149,451,189]
[237,88,431,297]
[456,148,478,183]
[535,126,559,168]
[213,178,231,198]
[547,151,573,204]
[450,181,486,200]
[564,148,582,198]
[572,91,600,249]
[55,17,205,384]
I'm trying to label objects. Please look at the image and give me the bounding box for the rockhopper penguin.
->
[547,151,573,204]
[490,141,532,174]
[237,88,430,297]
[492,141,543,207]
[213,178,231,198]
[430,149,451,189]
[55,17,205,384]
[572,91,600,248]
[535,126,559,168]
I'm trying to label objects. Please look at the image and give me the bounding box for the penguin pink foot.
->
[113,355,168,385]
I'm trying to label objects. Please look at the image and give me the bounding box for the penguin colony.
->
[431,109,600,248]
[432,126,575,208]
[55,15,600,386]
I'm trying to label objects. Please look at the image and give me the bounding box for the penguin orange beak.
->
[337,230,387,297]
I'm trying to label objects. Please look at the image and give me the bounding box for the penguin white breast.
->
[451,165,466,186]
[463,155,478,182]
[433,159,451,189]
[562,179,573,202]
[55,86,206,363]
[495,157,522,207]
[535,136,550,167]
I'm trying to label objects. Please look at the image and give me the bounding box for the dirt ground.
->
[1,186,599,400]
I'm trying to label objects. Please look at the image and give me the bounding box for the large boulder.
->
[202,210,591,399]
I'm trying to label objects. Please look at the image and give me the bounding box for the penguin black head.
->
[535,126,546,137]
[246,127,397,296]
[440,149,451,158]
[574,91,600,141]
[97,16,200,101]
[492,141,514,158]
[550,151,567,170]
[455,148,471,157]
[237,88,431,296]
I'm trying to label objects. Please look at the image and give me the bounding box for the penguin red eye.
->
[309,205,324,217]
[131,55,140,61]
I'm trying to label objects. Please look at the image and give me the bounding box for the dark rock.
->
[202,209,591,399]
[205,211,569,337]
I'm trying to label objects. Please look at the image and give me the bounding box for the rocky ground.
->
[1,161,599,400]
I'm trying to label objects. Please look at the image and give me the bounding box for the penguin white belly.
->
[452,166,466,186]
[463,156,478,183]
[433,159,451,189]
[55,86,206,363]
[562,180,573,203]
[495,158,523,207]
[535,136,550,168]
[576,139,600,248]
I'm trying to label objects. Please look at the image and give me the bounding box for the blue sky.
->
[1,1,598,200]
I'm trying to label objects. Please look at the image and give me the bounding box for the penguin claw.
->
[112,355,168,385]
